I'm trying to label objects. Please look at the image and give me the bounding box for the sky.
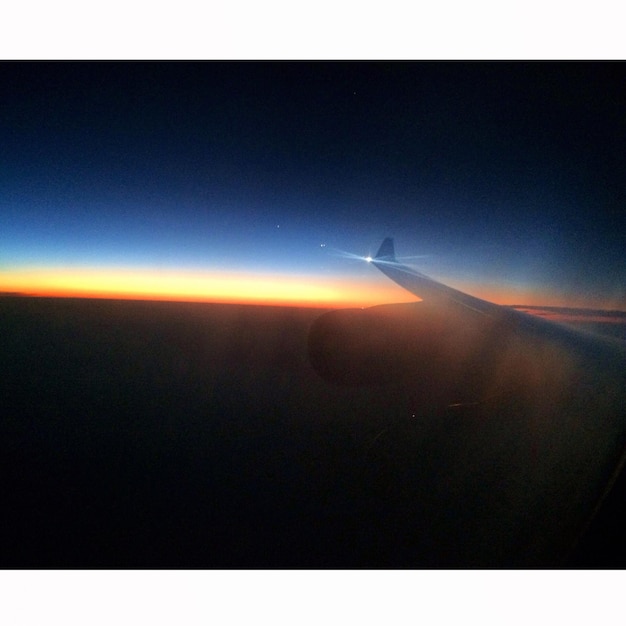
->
[1,62,625,309]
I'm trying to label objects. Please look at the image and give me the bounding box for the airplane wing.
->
[370,236,626,355]
[308,237,626,566]
[371,236,496,315]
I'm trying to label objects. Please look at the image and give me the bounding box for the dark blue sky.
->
[1,62,624,307]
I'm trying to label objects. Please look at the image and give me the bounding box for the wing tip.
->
[374,237,396,262]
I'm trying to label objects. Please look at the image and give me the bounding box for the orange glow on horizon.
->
[2,266,622,312]
[511,310,626,324]
[443,277,625,312]
[0,266,418,308]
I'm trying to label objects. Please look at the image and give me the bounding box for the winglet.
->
[374,237,396,262]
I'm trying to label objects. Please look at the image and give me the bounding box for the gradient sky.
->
[1,62,624,308]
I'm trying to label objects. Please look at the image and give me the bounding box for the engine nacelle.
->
[307,302,457,386]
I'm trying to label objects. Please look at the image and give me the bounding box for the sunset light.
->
[0,267,418,308]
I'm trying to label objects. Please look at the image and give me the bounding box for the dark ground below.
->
[1,296,625,568]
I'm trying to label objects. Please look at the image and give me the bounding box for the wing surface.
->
[371,237,497,316]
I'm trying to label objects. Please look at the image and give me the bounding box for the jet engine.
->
[307,301,460,386]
